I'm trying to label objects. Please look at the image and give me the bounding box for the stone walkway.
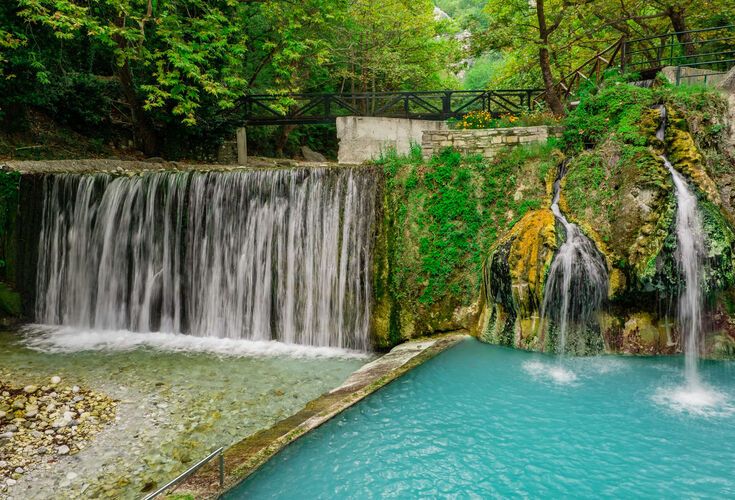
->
[169,333,468,499]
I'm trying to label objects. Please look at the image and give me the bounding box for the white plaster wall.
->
[336,116,447,164]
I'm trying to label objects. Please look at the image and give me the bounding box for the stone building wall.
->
[421,125,564,159]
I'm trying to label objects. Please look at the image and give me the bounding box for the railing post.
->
[236,127,247,166]
[324,95,331,117]
[404,95,410,117]
[442,91,452,119]
[670,33,675,66]
[219,449,225,488]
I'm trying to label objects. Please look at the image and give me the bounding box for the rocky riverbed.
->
[0,328,366,498]
[0,377,116,493]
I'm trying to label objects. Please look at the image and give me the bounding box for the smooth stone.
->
[66,472,78,481]
[5,478,16,486]
[71,386,80,394]
[23,385,37,394]
[13,468,22,474]
[57,445,70,455]
[50,376,61,385]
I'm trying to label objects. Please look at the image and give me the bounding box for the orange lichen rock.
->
[479,209,557,349]
[506,209,557,314]
[666,127,721,205]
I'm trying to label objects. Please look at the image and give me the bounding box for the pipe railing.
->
[142,447,225,500]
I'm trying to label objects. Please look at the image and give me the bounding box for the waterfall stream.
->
[657,106,706,386]
[541,164,608,355]
[663,157,706,385]
[33,168,377,350]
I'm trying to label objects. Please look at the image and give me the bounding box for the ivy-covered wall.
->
[371,143,559,349]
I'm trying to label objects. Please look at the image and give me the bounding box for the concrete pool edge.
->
[171,332,469,499]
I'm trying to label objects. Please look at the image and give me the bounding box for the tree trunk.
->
[275,125,296,157]
[668,7,695,57]
[113,17,158,156]
[536,0,565,116]
[116,61,158,156]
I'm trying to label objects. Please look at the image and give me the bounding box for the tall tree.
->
[15,0,341,154]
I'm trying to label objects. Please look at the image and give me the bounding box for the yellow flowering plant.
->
[452,110,558,130]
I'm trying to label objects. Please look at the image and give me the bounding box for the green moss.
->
[0,282,21,317]
[372,143,554,346]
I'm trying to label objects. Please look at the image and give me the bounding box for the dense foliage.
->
[0,0,460,159]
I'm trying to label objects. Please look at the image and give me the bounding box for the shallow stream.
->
[0,328,366,498]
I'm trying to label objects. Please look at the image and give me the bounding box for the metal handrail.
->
[626,24,735,44]
[142,447,225,500]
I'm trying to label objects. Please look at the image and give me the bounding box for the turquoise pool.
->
[227,339,735,498]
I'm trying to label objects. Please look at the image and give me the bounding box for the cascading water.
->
[33,168,377,351]
[662,158,706,385]
[657,106,706,386]
[652,106,732,415]
[540,165,608,357]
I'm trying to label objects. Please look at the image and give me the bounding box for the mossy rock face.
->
[562,138,677,295]
[479,209,557,349]
[666,111,721,205]
[373,145,554,349]
[475,83,735,357]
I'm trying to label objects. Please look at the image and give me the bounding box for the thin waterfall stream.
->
[653,106,731,414]
[657,106,706,386]
[541,164,608,355]
[525,163,608,384]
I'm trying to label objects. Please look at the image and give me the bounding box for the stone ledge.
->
[170,333,469,499]
[0,157,351,175]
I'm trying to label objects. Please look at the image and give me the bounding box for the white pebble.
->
[50,376,61,385]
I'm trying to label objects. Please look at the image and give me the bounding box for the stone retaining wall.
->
[422,125,564,159]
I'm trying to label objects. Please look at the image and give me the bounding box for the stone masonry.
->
[421,125,564,159]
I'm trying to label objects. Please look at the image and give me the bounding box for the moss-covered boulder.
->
[478,209,557,350]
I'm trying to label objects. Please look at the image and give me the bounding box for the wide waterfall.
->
[33,168,377,350]
[541,165,608,354]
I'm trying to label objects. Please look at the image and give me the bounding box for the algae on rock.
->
[478,209,557,350]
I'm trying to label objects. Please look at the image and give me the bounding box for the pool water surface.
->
[229,338,735,498]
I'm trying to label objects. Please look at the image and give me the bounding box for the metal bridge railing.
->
[621,25,735,76]
[142,447,224,500]
[243,89,544,125]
